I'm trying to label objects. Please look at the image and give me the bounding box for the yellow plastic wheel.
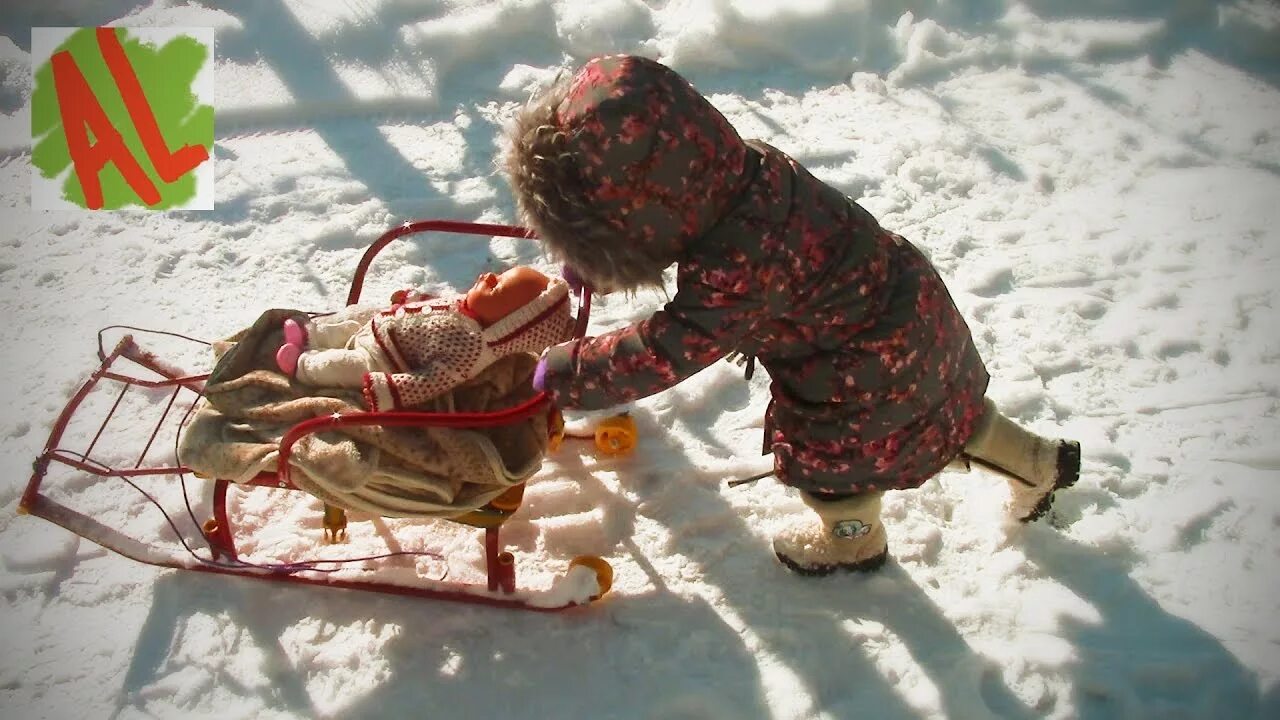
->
[568,555,614,600]
[547,405,566,453]
[594,413,637,456]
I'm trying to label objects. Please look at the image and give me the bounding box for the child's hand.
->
[562,265,617,295]
[562,265,587,294]
[532,355,549,392]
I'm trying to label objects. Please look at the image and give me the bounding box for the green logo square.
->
[31,27,214,211]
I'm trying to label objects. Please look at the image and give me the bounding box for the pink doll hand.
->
[276,318,308,376]
[282,317,308,347]
[276,343,301,376]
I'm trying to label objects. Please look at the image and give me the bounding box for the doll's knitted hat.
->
[482,277,573,355]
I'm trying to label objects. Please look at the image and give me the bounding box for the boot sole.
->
[775,546,889,576]
[1020,440,1081,523]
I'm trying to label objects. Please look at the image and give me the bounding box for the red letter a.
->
[50,49,160,209]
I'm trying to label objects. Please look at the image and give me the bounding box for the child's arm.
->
[537,275,761,410]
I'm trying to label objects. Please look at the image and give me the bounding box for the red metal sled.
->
[20,220,612,612]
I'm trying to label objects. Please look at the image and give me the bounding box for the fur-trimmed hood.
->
[504,55,755,291]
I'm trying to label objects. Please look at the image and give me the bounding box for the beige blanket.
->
[178,309,549,518]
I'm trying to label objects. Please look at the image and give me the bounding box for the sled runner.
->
[20,220,630,611]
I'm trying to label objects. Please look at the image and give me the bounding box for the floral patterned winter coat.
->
[506,55,990,496]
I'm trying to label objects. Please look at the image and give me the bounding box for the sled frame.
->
[20,220,594,612]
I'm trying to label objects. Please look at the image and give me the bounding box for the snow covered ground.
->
[2,0,1280,717]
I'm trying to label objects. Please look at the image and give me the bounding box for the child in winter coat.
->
[275,266,575,411]
[506,55,1081,575]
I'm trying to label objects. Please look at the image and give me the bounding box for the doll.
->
[276,266,574,411]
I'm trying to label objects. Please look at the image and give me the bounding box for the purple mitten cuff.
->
[532,355,550,392]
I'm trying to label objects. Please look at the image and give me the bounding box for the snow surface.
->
[3,0,1280,718]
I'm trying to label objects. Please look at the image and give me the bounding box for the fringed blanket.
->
[178,309,549,519]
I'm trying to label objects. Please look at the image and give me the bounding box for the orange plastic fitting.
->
[594,414,637,456]
[568,555,614,600]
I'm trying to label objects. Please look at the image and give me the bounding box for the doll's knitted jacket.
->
[362,279,573,411]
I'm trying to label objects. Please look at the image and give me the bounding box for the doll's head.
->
[465,266,550,327]
[466,266,574,357]
[504,55,753,294]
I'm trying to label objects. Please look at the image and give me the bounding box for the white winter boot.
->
[962,398,1081,522]
[773,491,888,576]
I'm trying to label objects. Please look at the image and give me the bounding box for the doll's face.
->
[466,266,550,327]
